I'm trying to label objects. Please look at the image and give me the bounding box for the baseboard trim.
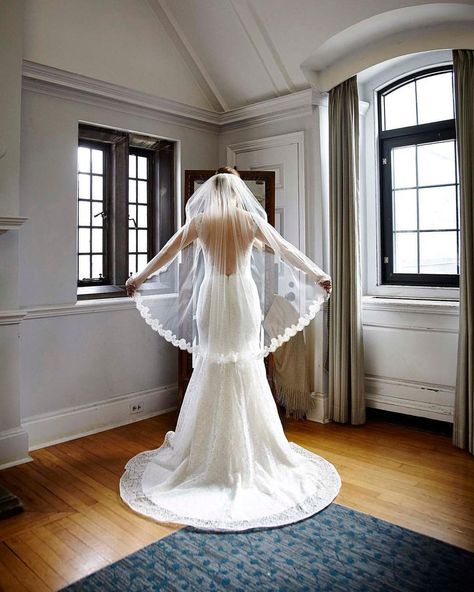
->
[306,392,331,423]
[305,376,454,424]
[365,375,454,422]
[0,428,31,470]
[23,384,179,451]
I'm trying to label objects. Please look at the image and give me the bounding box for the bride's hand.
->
[318,278,332,295]
[125,277,140,297]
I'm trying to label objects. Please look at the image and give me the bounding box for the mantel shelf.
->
[0,216,28,234]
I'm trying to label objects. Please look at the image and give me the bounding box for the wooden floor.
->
[0,407,473,591]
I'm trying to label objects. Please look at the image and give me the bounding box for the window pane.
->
[78,147,90,173]
[129,255,137,276]
[394,232,418,273]
[137,205,147,227]
[129,180,137,203]
[91,149,103,174]
[419,186,457,230]
[137,254,148,270]
[392,145,416,189]
[91,255,103,279]
[137,181,147,203]
[418,141,456,187]
[92,175,103,200]
[417,72,454,124]
[129,205,137,228]
[78,255,90,281]
[129,155,136,178]
[78,200,90,226]
[129,230,136,252]
[419,231,457,274]
[78,174,90,199]
[91,228,103,252]
[137,156,147,179]
[91,202,103,226]
[137,229,148,252]
[393,189,417,231]
[78,228,90,253]
[384,82,417,130]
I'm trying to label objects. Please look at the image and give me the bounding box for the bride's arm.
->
[126,218,198,295]
[255,224,331,291]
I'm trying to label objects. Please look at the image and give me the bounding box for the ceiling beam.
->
[146,0,229,113]
[229,0,295,96]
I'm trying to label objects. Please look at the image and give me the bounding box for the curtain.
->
[327,76,366,425]
[453,49,474,454]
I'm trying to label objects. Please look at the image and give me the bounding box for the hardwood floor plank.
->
[5,535,69,590]
[0,409,472,591]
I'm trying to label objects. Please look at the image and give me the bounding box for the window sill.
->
[77,285,127,300]
[362,295,459,315]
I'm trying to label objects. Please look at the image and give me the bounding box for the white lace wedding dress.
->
[120,211,341,532]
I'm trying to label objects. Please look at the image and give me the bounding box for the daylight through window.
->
[378,66,459,287]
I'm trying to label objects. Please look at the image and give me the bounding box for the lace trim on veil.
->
[132,284,325,360]
[119,435,342,532]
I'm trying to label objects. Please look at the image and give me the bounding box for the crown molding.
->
[22,61,321,131]
[21,60,377,135]
[220,88,315,130]
[22,60,222,133]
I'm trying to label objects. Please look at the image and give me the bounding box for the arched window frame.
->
[377,65,459,288]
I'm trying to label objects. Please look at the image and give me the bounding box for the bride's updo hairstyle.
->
[215,166,240,177]
[212,166,242,209]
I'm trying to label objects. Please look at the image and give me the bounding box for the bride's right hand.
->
[125,277,140,297]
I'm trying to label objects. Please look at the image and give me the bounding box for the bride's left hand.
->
[125,277,140,297]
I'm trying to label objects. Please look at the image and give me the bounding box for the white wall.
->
[15,85,218,453]
[0,0,29,467]
[23,0,213,110]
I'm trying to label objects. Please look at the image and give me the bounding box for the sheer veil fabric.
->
[119,172,341,531]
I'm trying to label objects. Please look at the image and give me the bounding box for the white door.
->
[230,134,305,250]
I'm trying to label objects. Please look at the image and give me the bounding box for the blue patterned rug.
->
[61,503,474,591]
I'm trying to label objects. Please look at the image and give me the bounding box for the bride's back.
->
[198,208,256,276]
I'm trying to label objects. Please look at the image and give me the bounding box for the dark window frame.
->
[77,124,175,300]
[377,65,459,288]
[77,139,112,287]
[127,147,157,278]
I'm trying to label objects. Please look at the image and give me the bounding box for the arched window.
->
[377,66,459,287]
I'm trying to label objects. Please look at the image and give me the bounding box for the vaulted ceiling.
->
[149,0,466,111]
[22,0,470,113]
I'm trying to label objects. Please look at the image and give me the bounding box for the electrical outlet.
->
[129,402,144,415]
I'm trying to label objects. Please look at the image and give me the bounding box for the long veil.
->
[131,173,330,360]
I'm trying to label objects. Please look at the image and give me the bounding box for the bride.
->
[120,167,341,531]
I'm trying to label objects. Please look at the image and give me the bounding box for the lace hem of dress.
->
[119,437,342,532]
[132,288,326,360]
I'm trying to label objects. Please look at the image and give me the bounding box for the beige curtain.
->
[327,76,366,425]
[453,49,474,454]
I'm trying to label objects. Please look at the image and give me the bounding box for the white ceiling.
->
[22,0,471,113]
[152,0,468,111]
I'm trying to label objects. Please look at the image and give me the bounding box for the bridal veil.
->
[130,172,330,360]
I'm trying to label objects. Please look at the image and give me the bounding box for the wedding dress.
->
[119,173,341,531]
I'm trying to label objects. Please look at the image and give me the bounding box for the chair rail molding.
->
[0,216,28,234]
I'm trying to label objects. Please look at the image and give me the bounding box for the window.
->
[77,142,109,284]
[77,124,176,299]
[378,66,459,287]
[128,150,153,276]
